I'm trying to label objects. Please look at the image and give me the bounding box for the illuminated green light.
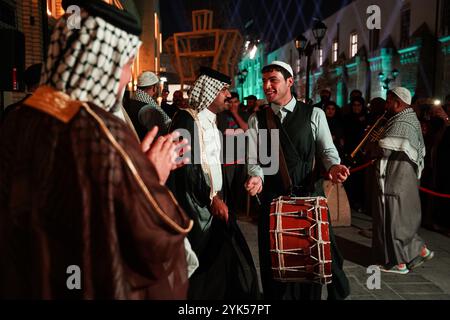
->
[237,48,264,99]
[438,36,450,43]
[335,66,344,106]
[442,46,450,55]
[336,84,343,106]
[398,45,420,54]
[313,71,323,77]
[368,56,381,63]
[346,62,357,69]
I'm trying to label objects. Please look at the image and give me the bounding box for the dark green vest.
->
[256,102,316,197]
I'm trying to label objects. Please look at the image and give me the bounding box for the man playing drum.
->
[245,61,350,300]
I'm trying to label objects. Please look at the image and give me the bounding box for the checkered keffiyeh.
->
[188,75,229,112]
[41,12,141,115]
[135,89,171,126]
[380,108,426,177]
[134,89,159,107]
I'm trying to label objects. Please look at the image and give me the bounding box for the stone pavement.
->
[237,211,450,300]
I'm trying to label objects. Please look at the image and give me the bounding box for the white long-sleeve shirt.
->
[197,108,223,199]
[247,97,341,180]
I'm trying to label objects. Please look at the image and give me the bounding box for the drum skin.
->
[269,196,332,284]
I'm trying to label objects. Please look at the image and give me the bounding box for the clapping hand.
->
[141,126,190,185]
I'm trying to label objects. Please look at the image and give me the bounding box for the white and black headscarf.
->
[134,89,157,106]
[41,10,141,118]
[188,67,231,112]
[134,88,171,127]
[379,107,426,178]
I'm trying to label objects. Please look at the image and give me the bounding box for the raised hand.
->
[141,127,190,185]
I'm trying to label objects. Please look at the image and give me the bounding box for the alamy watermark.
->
[64,264,383,291]
[366,5,381,30]
[66,5,81,30]
[66,265,81,290]
[366,265,381,290]
[175,125,280,176]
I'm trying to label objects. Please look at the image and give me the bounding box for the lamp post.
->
[295,20,327,103]
[237,68,248,99]
[378,69,399,90]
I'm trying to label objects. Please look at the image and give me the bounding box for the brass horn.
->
[350,110,388,159]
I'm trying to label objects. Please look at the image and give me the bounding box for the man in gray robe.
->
[371,87,434,274]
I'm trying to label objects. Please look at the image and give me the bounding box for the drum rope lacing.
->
[270,197,332,284]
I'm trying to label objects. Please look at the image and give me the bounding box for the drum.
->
[269,196,332,284]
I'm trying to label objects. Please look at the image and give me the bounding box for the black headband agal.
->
[62,0,142,36]
[198,67,231,85]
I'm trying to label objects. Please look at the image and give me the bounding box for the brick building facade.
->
[1,0,161,109]
[0,0,46,105]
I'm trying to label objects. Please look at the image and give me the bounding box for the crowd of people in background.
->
[127,77,450,239]
[122,62,448,279]
[319,89,450,237]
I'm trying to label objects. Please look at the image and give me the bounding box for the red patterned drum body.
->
[269,196,332,284]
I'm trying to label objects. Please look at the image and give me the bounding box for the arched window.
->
[332,40,338,63]
[349,32,358,58]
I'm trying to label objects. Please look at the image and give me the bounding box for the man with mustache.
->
[169,67,260,299]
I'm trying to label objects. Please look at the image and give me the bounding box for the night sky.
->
[160,0,354,51]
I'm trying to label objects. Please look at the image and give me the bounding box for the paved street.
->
[238,211,450,300]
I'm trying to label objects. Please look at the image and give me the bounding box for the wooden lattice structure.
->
[164,10,243,88]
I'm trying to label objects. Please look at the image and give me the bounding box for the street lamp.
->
[312,20,327,49]
[296,19,327,102]
[237,68,248,99]
[237,68,248,84]
[378,68,399,90]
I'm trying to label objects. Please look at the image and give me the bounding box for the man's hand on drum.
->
[328,164,350,184]
[245,176,263,196]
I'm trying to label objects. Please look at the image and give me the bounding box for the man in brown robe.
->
[0,0,191,299]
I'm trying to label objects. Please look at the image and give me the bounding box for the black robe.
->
[434,126,450,229]
[122,98,148,141]
[168,109,260,300]
[255,102,350,300]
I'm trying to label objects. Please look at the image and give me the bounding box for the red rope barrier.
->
[223,159,245,167]
[349,160,375,174]
[346,160,450,199]
[419,187,450,199]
